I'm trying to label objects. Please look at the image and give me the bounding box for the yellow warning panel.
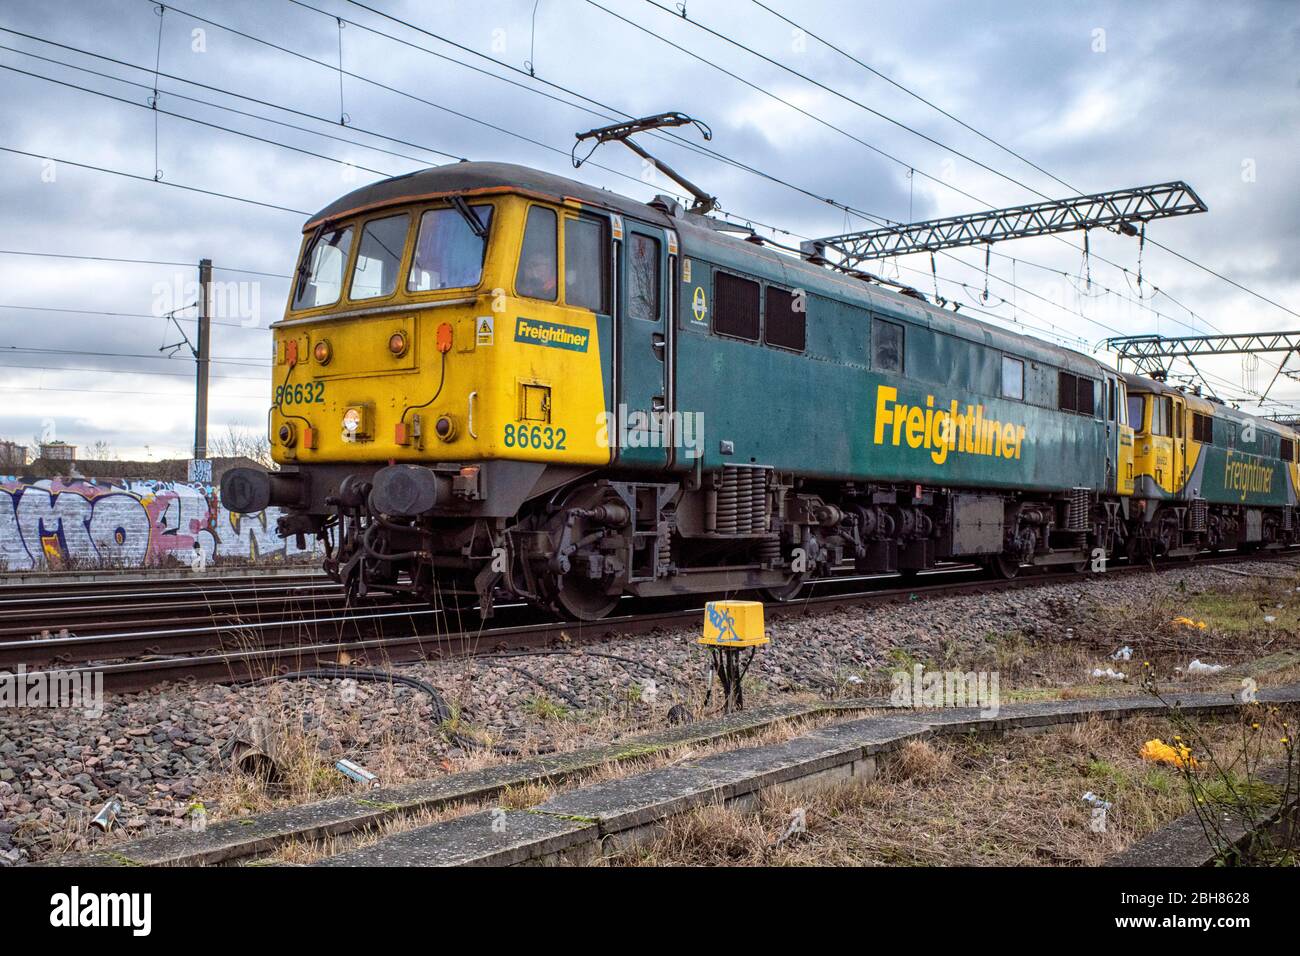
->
[700,600,768,647]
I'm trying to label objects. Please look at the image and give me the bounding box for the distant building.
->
[39,441,77,461]
[0,440,27,469]
[24,455,264,484]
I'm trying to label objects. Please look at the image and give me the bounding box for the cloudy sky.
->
[1,0,1297,460]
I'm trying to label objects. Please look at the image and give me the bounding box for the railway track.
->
[4,549,1295,694]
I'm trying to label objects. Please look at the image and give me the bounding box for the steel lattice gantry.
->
[1104,331,1300,404]
[802,181,1206,267]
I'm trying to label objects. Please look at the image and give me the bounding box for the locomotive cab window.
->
[627,233,660,323]
[407,203,493,293]
[1127,394,1146,432]
[1282,438,1296,461]
[872,318,904,372]
[515,205,558,301]
[765,287,805,352]
[292,225,353,310]
[563,216,609,313]
[1001,356,1024,400]
[350,213,409,301]
[713,270,759,341]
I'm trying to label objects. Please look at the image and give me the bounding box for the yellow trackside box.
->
[700,600,768,647]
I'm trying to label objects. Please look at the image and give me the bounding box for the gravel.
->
[0,560,1285,864]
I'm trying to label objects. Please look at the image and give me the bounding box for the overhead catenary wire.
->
[289,0,1202,341]
[635,0,1068,205]
[318,0,891,228]
[746,0,1082,197]
[0,382,266,399]
[0,62,404,181]
[0,303,271,333]
[10,2,1273,343]
[0,28,466,164]
[0,361,270,383]
[34,0,1171,351]
[0,246,290,279]
[0,344,271,368]
[5,1,1290,415]
[591,0,1285,342]
[734,0,1291,327]
[0,144,311,216]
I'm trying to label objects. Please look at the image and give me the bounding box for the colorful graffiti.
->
[0,476,319,571]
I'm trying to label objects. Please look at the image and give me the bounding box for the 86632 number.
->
[504,423,566,450]
[277,382,324,405]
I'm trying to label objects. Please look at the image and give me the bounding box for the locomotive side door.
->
[614,219,672,470]
[1103,374,1118,492]
[1172,395,1187,491]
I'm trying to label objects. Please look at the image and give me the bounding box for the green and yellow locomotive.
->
[220,161,1299,619]
[1125,373,1299,555]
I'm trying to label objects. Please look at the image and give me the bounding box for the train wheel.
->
[990,554,1022,579]
[553,573,621,621]
[760,573,807,603]
[548,484,624,622]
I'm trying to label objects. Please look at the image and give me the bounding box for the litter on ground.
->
[1140,738,1199,769]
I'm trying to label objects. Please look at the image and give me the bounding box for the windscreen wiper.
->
[295,220,327,299]
[451,195,488,239]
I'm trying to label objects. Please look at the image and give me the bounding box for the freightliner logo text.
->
[514,317,590,352]
[873,384,1027,465]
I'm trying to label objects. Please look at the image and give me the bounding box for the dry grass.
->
[223,710,847,865]
[849,565,1300,707]
[614,706,1299,867]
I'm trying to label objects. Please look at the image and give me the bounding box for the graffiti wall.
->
[0,476,319,571]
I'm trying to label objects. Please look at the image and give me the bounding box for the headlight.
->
[313,339,332,364]
[342,404,373,442]
[388,331,408,356]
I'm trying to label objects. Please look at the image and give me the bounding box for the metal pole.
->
[194,258,212,460]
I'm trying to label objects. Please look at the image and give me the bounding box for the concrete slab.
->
[687,733,868,798]
[315,809,598,867]
[808,715,934,754]
[534,765,740,835]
